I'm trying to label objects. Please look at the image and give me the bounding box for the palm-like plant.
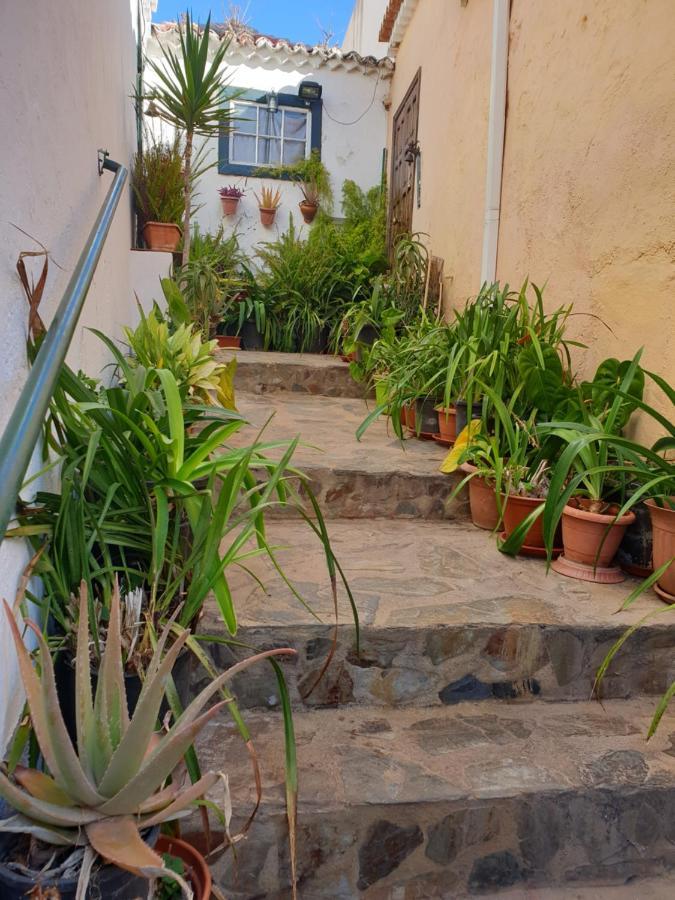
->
[0,583,292,893]
[142,12,234,264]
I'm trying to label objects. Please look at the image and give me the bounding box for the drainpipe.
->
[480,0,510,286]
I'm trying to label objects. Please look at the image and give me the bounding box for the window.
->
[219,89,323,177]
[230,100,310,167]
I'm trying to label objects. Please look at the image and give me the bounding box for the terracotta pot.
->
[142,221,182,251]
[403,402,416,432]
[437,406,457,443]
[502,493,546,547]
[299,200,319,223]
[216,334,241,349]
[461,463,499,530]
[220,195,240,216]
[559,498,635,568]
[156,835,211,900]
[259,207,277,226]
[645,498,675,600]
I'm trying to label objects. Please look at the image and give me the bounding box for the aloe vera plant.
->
[0,583,292,892]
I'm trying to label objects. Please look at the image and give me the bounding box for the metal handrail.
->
[0,157,128,542]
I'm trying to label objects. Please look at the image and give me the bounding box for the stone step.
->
[200,519,673,709]
[487,875,675,899]
[217,348,369,399]
[194,699,675,897]
[229,390,466,519]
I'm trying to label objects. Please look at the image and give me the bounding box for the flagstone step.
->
[230,390,466,519]
[218,348,369,399]
[195,699,675,897]
[201,519,673,709]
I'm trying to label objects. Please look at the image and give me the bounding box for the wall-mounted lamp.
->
[267,91,279,114]
[298,81,322,101]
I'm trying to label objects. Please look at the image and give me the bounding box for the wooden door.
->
[388,68,421,251]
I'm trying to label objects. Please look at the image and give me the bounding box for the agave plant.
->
[0,583,291,891]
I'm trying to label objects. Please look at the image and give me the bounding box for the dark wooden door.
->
[388,68,421,250]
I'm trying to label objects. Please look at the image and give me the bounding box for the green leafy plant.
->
[131,134,185,231]
[175,226,243,338]
[261,149,332,210]
[0,583,292,893]
[141,11,236,264]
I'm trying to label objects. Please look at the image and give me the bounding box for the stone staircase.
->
[195,351,675,898]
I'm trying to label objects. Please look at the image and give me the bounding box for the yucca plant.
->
[0,583,292,894]
[141,12,235,264]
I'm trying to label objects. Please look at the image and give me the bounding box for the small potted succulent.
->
[254,185,282,226]
[219,184,245,216]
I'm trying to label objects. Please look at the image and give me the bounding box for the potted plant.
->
[156,835,212,900]
[219,184,245,216]
[132,135,184,252]
[255,185,282,226]
[0,585,291,899]
[262,150,332,225]
[139,12,236,265]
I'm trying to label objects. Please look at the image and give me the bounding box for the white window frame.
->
[228,99,312,167]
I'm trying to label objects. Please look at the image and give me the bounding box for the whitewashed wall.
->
[146,33,390,256]
[343,0,391,58]
[0,0,169,754]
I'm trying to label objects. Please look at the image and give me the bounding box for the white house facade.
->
[147,24,393,254]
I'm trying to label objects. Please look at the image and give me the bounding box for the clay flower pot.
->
[436,406,457,444]
[259,207,277,227]
[553,498,635,583]
[216,334,241,349]
[502,493,546,547]
[645,498,675,602]
[461,463,499,531]
[400,402,416,432]
[221,195,240,216]
[156,835,211,900]
[142,221,182,251]
[299,200,319,223]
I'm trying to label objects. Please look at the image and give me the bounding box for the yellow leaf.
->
[439,420,481,473]
[216,358,237,410]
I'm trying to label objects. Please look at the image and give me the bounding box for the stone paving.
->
[197,352,675,897]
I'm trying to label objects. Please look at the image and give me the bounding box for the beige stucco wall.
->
[498,0,675,441]
[387,0,492,308]
[386,0,674,440]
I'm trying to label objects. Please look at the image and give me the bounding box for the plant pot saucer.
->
[654,582,675,605]
[499,532,562,560]
[432,433,454,447]
[413,430,436,441]
[552,555,626,584]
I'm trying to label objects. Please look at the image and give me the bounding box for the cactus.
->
[0,582,292,889]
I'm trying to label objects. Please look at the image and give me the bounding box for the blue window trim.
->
[218,89,322,177]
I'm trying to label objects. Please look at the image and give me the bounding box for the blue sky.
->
[154,1,355,46]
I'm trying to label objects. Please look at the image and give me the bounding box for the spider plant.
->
[0,583,292,895]
[140,12,236,264]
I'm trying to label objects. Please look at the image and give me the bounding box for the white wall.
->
[146,33,390,256]
[0,0,168,754]
[343,0,391,58]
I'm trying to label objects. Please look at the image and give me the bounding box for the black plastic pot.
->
[616,501,653,577]
[241,320,265,351]
[455,399,482,435]
[55,649,194,747]
[306,326,330,354]
[0,828,159,899]
[356,324,379,346]
[415,398,439,435]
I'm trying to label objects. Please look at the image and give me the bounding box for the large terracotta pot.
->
[436,406,457,443]
[645,498,675,601]
[502,493,546,547]
[142,221,182,251]
[461,463,499,530]
[553,498,635,582]
[155,836,211,900]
